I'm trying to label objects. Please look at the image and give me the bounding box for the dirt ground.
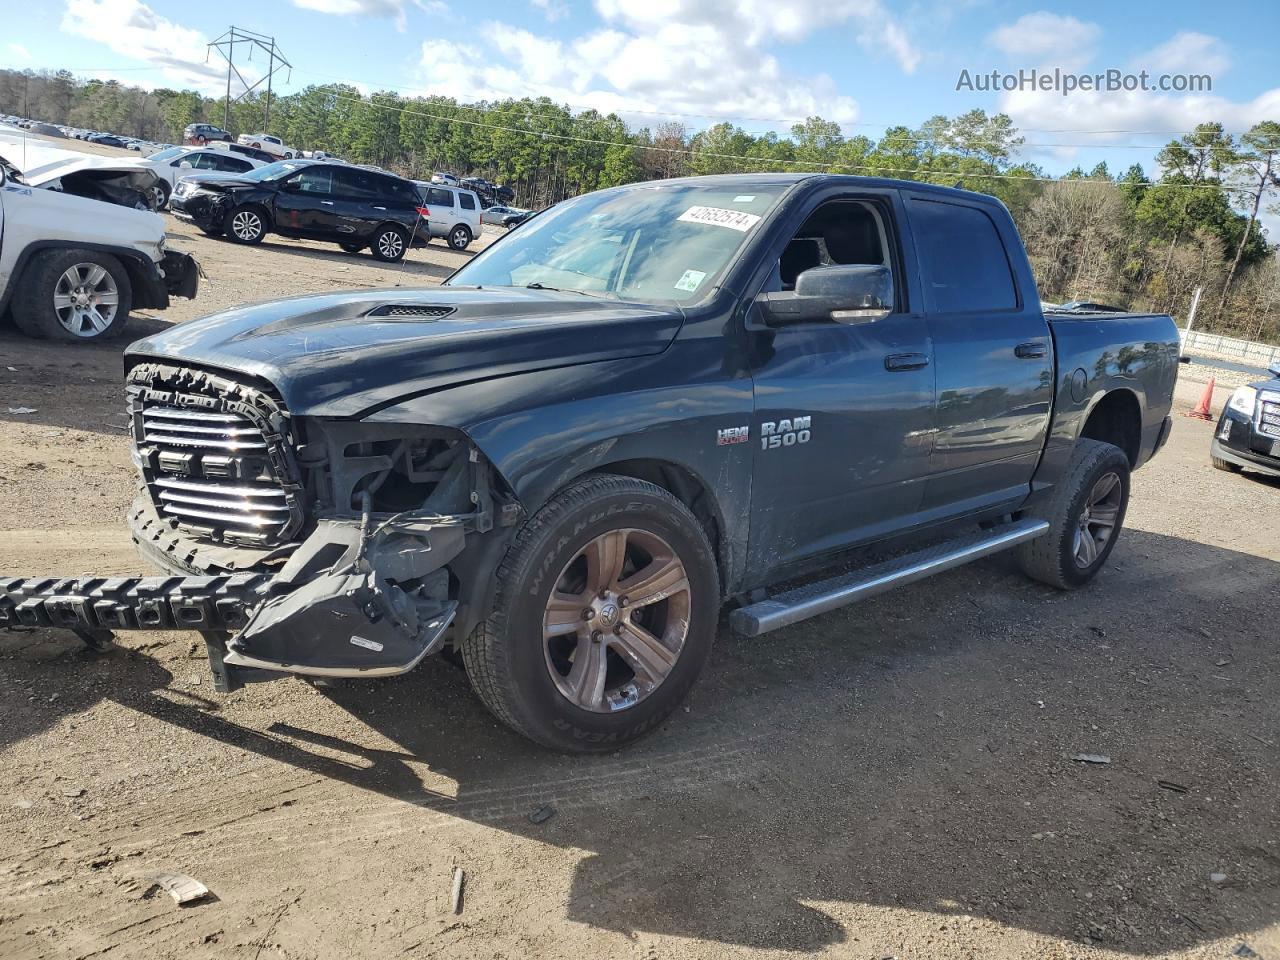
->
[1,208,1279,960]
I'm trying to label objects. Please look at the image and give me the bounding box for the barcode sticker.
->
[677,206,762,232]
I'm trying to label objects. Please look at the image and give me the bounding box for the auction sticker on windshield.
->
[678,206,762,232]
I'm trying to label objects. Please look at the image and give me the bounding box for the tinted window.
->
[425,187,454,208]
[909,199,1017,313]
[189,153,219,170]
[292,167,333,195]
[332,167,379,199]
[459,192,476,210]
[386,178,418,203]
[217,155,253,172]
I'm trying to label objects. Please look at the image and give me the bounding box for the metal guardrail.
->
[1182,331,1280,367]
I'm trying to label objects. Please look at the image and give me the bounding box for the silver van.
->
[414,182,483,250]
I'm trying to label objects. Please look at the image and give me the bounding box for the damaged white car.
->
[0,130,167,211]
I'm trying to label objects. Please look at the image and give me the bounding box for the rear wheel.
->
[1017,438,1130,589]
[10,249,132,342]
[448,224,472,250]
[224,205,267,244]
[462,475,719,752]
[371,226,407,262]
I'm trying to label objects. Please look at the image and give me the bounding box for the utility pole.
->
[1183,285,1203,342]
[206,27,291,135]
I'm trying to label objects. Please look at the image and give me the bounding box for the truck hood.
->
[126,286,684,417]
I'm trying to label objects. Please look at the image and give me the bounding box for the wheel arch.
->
[0,241,164,316]
[1079,388,1142,467]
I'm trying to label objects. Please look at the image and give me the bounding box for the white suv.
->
[414,182,483,250]
[237,134,296,159]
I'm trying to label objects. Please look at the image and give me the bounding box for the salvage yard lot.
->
[1,218,1279,959]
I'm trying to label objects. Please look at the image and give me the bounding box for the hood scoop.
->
[366,304,455,320]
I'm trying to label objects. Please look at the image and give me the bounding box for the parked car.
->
[29,122,65,138]
[237,133,297,159]
[0,130,166,211]
[88,134,128,148]
[431,171,459,186]
[183,123,232,146]
[170,159,426,261]
[481,204,528,227]
[413,182,482,249]
[0,174,1180,752]
[133,145,266,209]
[1211,365,1280,478]
[0,155,198,341]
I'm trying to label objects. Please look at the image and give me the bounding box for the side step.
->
[730,518,1049,637]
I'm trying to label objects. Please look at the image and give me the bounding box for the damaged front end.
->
[48,166,165,212]
[1,361,517,691]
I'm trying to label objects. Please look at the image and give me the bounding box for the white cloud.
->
[1141,31,1230,76]
[412,0,923,133]
[7,43,33,62]
[59,0,246,93]
[530,0,568,21]
[289,0,444,31]
[988,12,1100,69]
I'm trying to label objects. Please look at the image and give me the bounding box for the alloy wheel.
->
[1072,471,1122,568]
[449,227,468,249]
[231,210,263,241]
[378,231,405,259]
[52,263,119,338]
[542,528,691,713]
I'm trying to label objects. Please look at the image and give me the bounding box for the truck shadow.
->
[5,527,1279,954]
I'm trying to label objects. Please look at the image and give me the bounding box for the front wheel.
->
[370,226,407,262]
[10,249,133,342]
[462,475,719,752]
[1017,438,1130,589]
[152,180,171,211]
[225,205,267,244]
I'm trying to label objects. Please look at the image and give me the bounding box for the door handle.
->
[1015,341,1047,359]
[320,200,334,205]
[372,205,387,210]
[884,352,930,372]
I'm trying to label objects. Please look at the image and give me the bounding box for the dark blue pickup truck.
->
[1,174,1180,751]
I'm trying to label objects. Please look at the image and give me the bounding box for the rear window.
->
[425,186,455,207]
[909,199,1018,313]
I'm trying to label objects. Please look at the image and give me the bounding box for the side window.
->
[292,167,333,195]
[769,199,894,297]
[909,199,1017,313]
[332,168,378,199]
[426,187,454,208]
[223,156,252,172]
[190,153,219,170]
[458,192,476,211]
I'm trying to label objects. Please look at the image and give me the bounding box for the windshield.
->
[148,147,187,163]
[240,160,310,182]
[450,182,788,303]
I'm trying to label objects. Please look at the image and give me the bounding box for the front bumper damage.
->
[0,509,467,692]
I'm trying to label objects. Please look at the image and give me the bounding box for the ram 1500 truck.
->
[0,174,1180,751]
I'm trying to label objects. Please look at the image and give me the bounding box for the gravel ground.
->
[1,206,1279,960]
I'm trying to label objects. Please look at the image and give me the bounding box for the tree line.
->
[2,68,1277,344]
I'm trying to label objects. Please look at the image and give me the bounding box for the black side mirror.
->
[757,264,893,326]
[281,178,301,192]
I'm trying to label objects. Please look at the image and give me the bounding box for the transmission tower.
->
[206,27,292,133]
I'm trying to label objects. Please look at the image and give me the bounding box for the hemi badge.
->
[717,426,750,446]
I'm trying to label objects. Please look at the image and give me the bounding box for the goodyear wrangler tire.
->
[1017,438,1130,590]
[461,474,719,752]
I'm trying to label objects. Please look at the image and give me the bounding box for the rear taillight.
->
[416,207,431,218]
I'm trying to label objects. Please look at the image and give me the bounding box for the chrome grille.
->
[131,375,299,546]
[1260,395,1280,440]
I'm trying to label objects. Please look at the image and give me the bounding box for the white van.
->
[414,182,483,250]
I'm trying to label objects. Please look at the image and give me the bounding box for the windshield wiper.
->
[525,282,614,299]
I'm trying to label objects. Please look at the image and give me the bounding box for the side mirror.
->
[757,264,894,326]
[280,179,301,192]
[178,160,192,169]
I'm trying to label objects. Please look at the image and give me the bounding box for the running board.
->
[730,518,1049,637]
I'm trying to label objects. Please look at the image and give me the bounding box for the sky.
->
[4,0,1279,185]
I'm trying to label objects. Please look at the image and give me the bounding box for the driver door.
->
[274,166,335,237]
[745,189,937,582]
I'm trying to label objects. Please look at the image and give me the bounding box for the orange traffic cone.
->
[1185,376,1215,420]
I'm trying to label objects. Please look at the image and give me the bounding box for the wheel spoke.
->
[618,554,687,608]
[544,590,585,638]
[1091,473,1118,503]
[612,622,677,685]
[96,291,120,307]
[1075,526,1098,566]
[84,265,107,289]
[53,294,74,310]
[584,530,627,592]
[1088,503,1119,528]
[565,637,609,710]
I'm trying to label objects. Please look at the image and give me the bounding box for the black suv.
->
[169,161,427,262]
[184,123,232,145]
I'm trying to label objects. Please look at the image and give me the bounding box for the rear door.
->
[903,193,1053,517]
[421,186,458,238]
